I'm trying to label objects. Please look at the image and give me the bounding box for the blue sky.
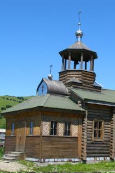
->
[0,0,115,96]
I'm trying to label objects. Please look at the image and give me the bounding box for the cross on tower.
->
[50,65,53,75]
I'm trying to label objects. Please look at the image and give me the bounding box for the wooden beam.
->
[92,58,94,71]
[85,61,87,70]
[110,109,115,160]
[68,53,71,69]
[64,59,67,70]
[78,118,82,159]
[90,56,94,71]
[74,62,76,69]
[61,57,64,71]
[81,109,87,161]
[40,112,43,162]
[80,53,83,70]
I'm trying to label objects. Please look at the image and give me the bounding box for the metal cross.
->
[50,65,53,74]
[78,11,82,24]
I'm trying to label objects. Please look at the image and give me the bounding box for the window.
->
[11,123,15,135]
[64,122,71,136]
[93,120,104,140]
[29,122,34,135]
[50,121,57,135]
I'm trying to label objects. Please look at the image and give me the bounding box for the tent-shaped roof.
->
[59,41,97,61]
[69,41,90,50]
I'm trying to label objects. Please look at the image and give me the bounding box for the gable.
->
[36,78,68,96]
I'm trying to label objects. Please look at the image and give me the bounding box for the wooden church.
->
[2,17,115,163]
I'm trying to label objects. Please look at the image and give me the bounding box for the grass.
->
[0,117,6,129]
[0,159,114,172]
[0,147,4,159]
[0,95,32,129]
[19,160,115,173]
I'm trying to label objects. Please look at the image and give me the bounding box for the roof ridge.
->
[42,94,50,107]
[102,88,115,92]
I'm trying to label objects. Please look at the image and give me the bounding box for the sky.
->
[0,0,115,96]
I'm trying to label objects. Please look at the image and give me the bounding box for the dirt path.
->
[0,160,27,172]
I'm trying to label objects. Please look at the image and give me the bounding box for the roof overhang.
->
[85,99,115,107]
[59,48,97,61]
[70,88,115,107]
[2,106,85,117]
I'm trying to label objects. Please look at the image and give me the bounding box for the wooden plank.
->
[25,136,41,158]
[16,121,26,152]
[5,136,16,153]
[78,118,82,158]
[86,104,112,158]
[110,109,115,159]
[41,136,78,159]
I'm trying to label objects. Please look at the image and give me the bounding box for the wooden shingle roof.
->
[69,41,90,50]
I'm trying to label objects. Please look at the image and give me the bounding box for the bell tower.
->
[59,13,101,91]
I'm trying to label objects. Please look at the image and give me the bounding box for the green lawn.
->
[0,159,114,172]
[18,160,115,173]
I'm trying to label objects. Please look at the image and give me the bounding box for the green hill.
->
[0,96,32,129]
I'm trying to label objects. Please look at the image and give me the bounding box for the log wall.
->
[5,110,82,159]
[41,136,78,159]
[59,70,101,91]
[110,108,115,159]
[25,136,41,158]
[59,70,96,84]
[24,136,78,159]
[5,136,16,153]
[81,110,87,160]
[86,104,112,158]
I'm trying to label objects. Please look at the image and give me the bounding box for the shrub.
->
[1,107,6,111]
[6,105,12,108]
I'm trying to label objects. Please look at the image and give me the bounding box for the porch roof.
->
[2,94,84,114]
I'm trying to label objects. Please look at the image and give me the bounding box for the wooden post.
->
[74,62,76,69]
[64,59,67,70]
[81,109,87,161]
[90,56,94,71]
[40,112,43,162]
[92,58,94,71]
[111,109,115,160]
[68,53,71,69]
[85,61,87,70]
[80,53,83,70]
[90,58,92,71]
[78,118,82,159]
[61,57,64,71]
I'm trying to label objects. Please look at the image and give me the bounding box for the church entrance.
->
[16,121,26,152]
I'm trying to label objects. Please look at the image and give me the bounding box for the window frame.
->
[64,122,71,136]
[50,121,57,136]
[92,120,104,141]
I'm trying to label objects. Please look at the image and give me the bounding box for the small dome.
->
[75,29,83,38]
